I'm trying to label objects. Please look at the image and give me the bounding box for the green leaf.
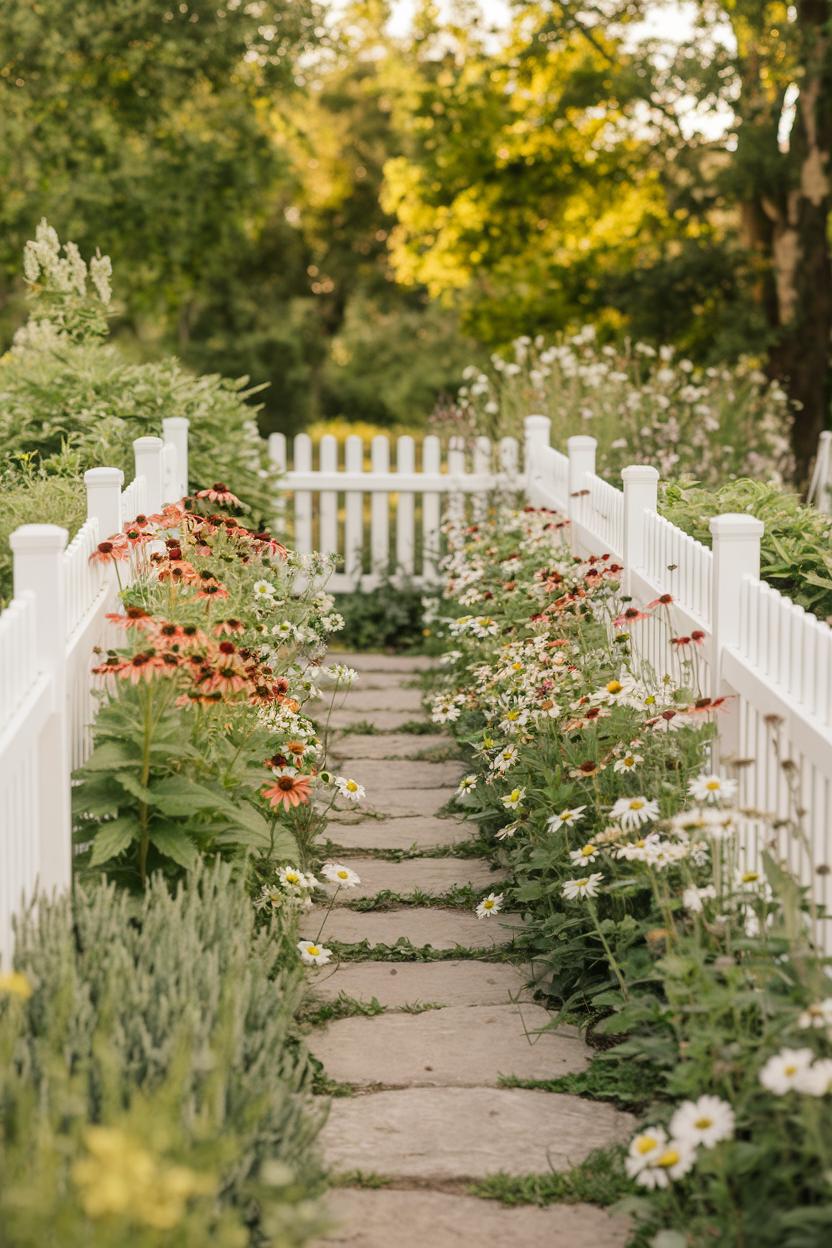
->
[89,816,137,867]
[150,777,230,817]
[81,740,140,771]
[150,826,199,870]
[115,772,156,804]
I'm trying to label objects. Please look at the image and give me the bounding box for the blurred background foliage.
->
[1,0,829,472]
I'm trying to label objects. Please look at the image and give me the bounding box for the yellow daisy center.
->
[576,878,590,888]
[629,799,645,810]
[306,945,320,957]
[784,1064,797,1077]
[636,1135,658,1155]
[607,680,622,694]
[346,780,358,792]
[580,844,595,857]
[657,1149,680,1168]
[694,1117,713,1130]
[706,779,721,791]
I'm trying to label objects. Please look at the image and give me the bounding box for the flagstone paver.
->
[304,906,522,951]
[330,760,463,790]
[311,1003,587,1087]
[321,1087,635,1181]
[313,652,635,1248]
[325,815,475,852]
[310,960,531,1009]
[315,1190,629,1248]
[329,732,452,760]
[325,856,504,900]
[327,652,437,673]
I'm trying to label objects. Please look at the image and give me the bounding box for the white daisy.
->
[625,1127,667,1177]
[325,664,358,685]
[688,773,738,804]
[546,806,586,831]
[457,774,478,795]
[476,893,504,919]
[609,795,660,829]
[670,1096,735,1149]
[569,843,599,865]
[562,873,604,900]
[633,1139,697,1188]
[798,998,832,1030]
[335,776,365,802]
[278,865,316,892]
[297,940,332,966]
[613,752,643,774]
[253,579,276,600]
[501,787,526,810]
[797,1058,832,1096]
[321,863,361,889]
[682,884,716,913]
[759,1048,815,1095]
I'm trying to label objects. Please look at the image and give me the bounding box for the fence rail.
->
[0,424,187,964]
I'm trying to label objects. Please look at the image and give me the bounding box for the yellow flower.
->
[0,971,32,999]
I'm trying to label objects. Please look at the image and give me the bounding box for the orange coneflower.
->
[613,606,652,629]
[90,538,129,565]
[262,769,312,810]
[214,618,245,636]
[106,606,152,630]
[196,582,229,600]
[196,483,242,507]
[116,652,165,684]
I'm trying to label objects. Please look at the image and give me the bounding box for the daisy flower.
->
[562,873,604,900]
[609,795,660,829]
[759,1048,814,1095]
[321,863,361,889]
[501,787,526,810]
[253,579,276,601]
[632,1139,697,1188]
[476,893,504,919]
[297,940,332,966]
[569,843,599,865]
[688,773,738,804]
[457,774,478,795]
[279,865,316,891]
[682,884,716,913]
[335,776,366,802]
[798,998,832,1030]
[613,753,643,774]
[546,806,586,831]
[669,1096,735,1149]
[625,1127,666,1177]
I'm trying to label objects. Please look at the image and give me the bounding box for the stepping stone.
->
[311,1003,587,1087]
[321,1087,636,1181]
[323,857,504,901]
[303,907,522,952]
[333,760,463,790]
[326,816,475,852]
[339,671,424,691]
[362,787,458,818]
[327,652,436,673]
[310,960,532,1009]
[324,687,425,714]
[328,709,433,732]
[314,1189,630,1248]
[330,733,453,761]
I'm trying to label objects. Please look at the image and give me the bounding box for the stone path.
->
[307,652,633,1248]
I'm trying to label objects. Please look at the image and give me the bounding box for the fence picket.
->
[319,435,338,559]
[370,436,390,577]
[344,435,364,586]
[396,435,416,576]
[293,434,313,555]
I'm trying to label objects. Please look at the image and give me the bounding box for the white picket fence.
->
[269,431,521,590]
[0,420,188,964]
[2,411,831,961]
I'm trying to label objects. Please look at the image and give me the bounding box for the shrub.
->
[335,578,437,653]
[0,862,326,1246]
[440,327,794,485]
[660,478,832,622]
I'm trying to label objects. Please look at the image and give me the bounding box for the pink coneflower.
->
[122,526,152,547]
[214,618,245,636]
[647,593,674,608]
[262,770,312,810]
[90,538,128,564]
[613,605,652,629]
[252,531,289,559]
[116,652,164,684]
[106,607,152,630]
[196,582,229,600]
[196,483,242,507]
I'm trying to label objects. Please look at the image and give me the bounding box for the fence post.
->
[567,434,596,554]
[10,524,72,894]
[709,513,764,765]
[83,467,124,542]
[524,414,551,505]
[621,465,659,595]
[133,436,164,515]
[162,417,189,498]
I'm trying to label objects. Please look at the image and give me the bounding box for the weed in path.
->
[470,1146,629,1207]
[498,1055,657,1110]
[328,938,519,963]
[300,992,385,1027]
[341,885,482,912]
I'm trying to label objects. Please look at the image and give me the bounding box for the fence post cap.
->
[621,464,659,484]
[567,434,597,450]
[709,512,765,540]
[524,413,550,430]
[9,523,69,553]
[162,416,189,430]
[133,435,164,450]
[83,466,124,486]
[820,430,832,444]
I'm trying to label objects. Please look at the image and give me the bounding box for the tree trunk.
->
[765,3,832,481]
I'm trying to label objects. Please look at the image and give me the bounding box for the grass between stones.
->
[301,992,445,1027]
[340,885,483,912]
[469,1146,630,1208]
[498,1057,655,1111]
[410,744,464,762]
[327,938,519,963]
[329,835,496,862]
[330,1171,393,1189]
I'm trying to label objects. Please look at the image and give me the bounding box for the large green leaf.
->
[89,816,137,867]
[150,777,231,817]
[150,826,199,870]
[80,740,140,771]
